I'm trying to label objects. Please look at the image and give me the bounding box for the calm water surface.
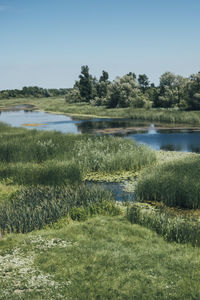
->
[1,108,200,153]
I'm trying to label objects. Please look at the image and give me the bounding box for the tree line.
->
[65,66,200,110]
[0,86,69,99]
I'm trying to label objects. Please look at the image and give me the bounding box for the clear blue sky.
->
[0,0,200,89]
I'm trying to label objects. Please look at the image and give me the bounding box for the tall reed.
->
[135,156,200,209]
[0,123,156,185]
[0,185,119,233]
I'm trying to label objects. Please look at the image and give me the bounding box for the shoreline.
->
[2,103,200,131]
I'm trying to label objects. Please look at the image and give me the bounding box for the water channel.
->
[1,107,200,153]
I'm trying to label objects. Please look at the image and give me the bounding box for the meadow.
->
[1,215,200,300]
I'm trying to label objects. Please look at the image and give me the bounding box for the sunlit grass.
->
[0,215,200,299]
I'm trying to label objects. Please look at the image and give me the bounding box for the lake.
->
[1,107,200,153]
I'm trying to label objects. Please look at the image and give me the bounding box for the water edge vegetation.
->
[0,110,200,298]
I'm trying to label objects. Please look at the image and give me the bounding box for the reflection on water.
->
[127,131,200,152]
[1,108,200,153]
[160,144,182,152]
[148,124,157,135]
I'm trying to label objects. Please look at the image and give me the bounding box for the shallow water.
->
[1,108,200,153]
[86,181,136,202]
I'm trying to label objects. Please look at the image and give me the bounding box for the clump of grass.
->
[135,156,200,209]
[127,204,200,246]
[0,161,82,185]
[73,136,156,173]
[0,185,119,233]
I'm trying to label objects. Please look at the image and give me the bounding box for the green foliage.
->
[135,156,200,209]
[106,74,151,108]
[78,65,93,102]
[0,185,115,233]
[69,200,120,221]
[65,88,82,103]
[0,86,69,99]
[138,74,150,93]
[184,72,200,110]
[64,66,200,110]
[127,204,200,246]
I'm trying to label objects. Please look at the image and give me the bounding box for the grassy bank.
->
[127,203,200,246]
[2,96,200,124]
[0,215,200,300]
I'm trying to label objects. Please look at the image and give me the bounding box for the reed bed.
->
[135,156,200,209]
[127,109,200,124]
[0,123,156,185]
[127,204,200,246]
[0,184,119,233]
[0,161,81,185]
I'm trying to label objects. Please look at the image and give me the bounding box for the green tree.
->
[138,74,150,93]
[184,72,200,110]
[78,65,93,102]
[99,70,109,82]
[97,70,109,99]
[106,75,151,108]
[156,72,187,108]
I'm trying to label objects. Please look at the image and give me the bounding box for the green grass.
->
[127,203,200,246]
[0,215,200,299]
[1,101,200,299]
[0,185,119,233]
[135,155,200,209]
[2,96,200,124]
[0,122,156,185]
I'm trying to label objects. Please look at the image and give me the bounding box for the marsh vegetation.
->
[135,156,200,209]
[0,103,200,299]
